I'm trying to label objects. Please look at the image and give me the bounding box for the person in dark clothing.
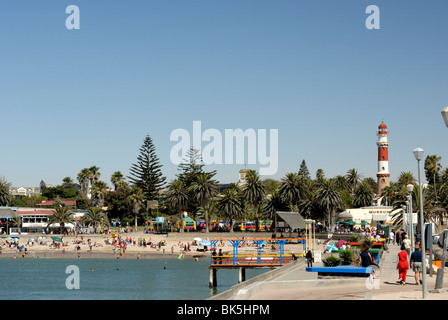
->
[357,245,373,267]
[306,250,313,267]
[410,245,423,285]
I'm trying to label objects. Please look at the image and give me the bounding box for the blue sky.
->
[1,0,447,188]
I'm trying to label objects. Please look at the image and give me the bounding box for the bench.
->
[306,265,372,278]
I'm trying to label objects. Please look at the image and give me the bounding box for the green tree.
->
[299,159,311,180]
[47,205,75,234]
[425,155,442,202]
[397,171,415,189]
[82,207,110,233]
[90,181,108,208]
[166,179,189,233]
[352,182,374,208]
[278,172,303,212]
[242,170,265,232]
[217,187,243,232]
[315,179,343,230]
[190,173,218,233]
[77,168,91,196]
[176,147,213,215]
[0,177,12,206]
[89,166,101,185]
[315,169,325,181]
[127,187,145,231]
[128,135,166,201]
[345,168,363,194]
[111,171,125,191]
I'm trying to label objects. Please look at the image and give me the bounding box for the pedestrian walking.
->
[389,230,395,244]
[402,235,411,257]
[410,245,423,285]
[397,244,409,285]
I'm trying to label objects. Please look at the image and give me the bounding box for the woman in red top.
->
[397,244,409,285]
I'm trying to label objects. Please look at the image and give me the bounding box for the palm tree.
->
[111,171,125,190]
[0,177,12,206]
[77,168,91,196]
[47,206,75,234]
[278,172,303,211]
[333,175,350,191]
[189,173,218,233]
[315,179,343,230]
[216,188,243,232]
[82,207,110,233]
[397,171,415,189]
[127,187,146,231]
[352,182,374,208]
[90,181,108,208]
[242,170,265,232]
[89,166,101,185]
[315,169,325,182]
[166,179,189,233]
[345,168,363,195]
[425,155,442,202]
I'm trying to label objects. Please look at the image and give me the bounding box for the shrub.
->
[340,249,354,265]
[322,255,341,267]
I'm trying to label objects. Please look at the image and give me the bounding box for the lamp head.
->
[413,148,424,161]
[441,106,448,128]
[406,184,414,193]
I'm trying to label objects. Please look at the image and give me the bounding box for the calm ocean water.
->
[0,257,268,300]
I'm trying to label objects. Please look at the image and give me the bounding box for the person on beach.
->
[397,244,409,285]
[410,245,423,285]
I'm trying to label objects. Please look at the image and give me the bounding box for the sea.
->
[0,256,269,300]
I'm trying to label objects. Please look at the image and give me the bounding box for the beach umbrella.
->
[345,220,356,226]
[326,243,337,252]
[199,240,211,247]
[51,236,63,242]
[360,221,370,226]
[336,240,346,248]
[193,237,202,242]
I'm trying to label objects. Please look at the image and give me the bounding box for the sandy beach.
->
[0,232,310,260]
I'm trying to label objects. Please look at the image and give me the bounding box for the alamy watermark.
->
[65,265,80,290]
[170,121,278,175]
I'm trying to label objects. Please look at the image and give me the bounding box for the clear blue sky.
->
[1,0,447,188]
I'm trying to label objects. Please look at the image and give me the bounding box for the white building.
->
[338,206,397,228]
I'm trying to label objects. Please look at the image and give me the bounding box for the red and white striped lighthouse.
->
[376,121,390,195]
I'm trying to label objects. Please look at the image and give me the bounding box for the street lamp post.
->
[406,184,415,254]
[413,147,427,299]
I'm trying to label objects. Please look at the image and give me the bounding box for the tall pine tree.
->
[128,135,166,201]
[299,159,311,179]
[176,147,216,218]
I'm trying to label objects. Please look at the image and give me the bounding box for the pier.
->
[208,238,307,288]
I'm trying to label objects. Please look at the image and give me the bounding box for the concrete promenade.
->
[210,242,448,300]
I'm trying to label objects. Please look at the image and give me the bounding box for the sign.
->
[147,200,158,209]
[313,250,322,263]
[156,217,164,223]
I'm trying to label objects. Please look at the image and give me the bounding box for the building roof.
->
[17,210,55,215]
[0,208,19,218]
[36,200,76,206]
[378,121,387,129]
[276,211,306,230]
